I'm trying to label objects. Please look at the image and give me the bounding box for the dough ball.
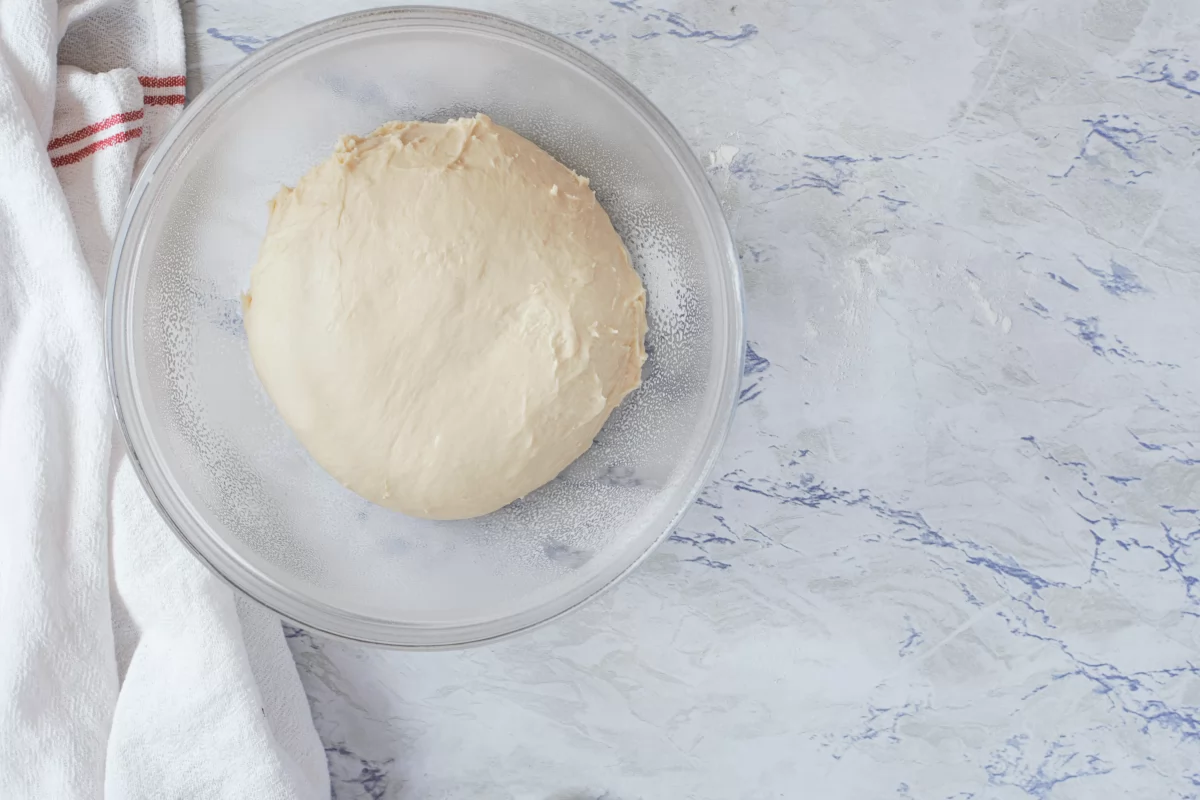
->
[243,114,647,520]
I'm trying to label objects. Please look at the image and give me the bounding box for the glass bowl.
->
[107,6,743,648]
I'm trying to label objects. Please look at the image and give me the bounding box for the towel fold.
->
[0,1,330,796]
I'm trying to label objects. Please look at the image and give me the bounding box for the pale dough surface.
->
[243,114,647,520]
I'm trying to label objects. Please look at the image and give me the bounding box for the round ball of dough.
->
[243,114,646,520]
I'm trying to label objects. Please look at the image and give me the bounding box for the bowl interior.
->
[114,9,740,646]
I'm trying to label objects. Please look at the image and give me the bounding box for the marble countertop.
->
[188,1,1200,797]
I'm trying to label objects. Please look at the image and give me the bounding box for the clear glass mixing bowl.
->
[107,6,743,648]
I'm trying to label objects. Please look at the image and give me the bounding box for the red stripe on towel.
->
[47,109,143,150]
[51,128,143,168]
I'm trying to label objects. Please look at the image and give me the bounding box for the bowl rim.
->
[107,5,745,649]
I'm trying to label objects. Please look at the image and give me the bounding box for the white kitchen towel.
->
[0,1,330,797]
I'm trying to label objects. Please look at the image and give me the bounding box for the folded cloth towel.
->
[0,1,330,797]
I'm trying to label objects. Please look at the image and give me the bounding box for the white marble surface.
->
[188,0,1200,796]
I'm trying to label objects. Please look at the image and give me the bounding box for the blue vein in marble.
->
[1126,168,1152,185]
[995,437,1199,742]
[985,736,1113,799]
[739,342,771,405]
[1064,316,1178,368]
[1105,475,1141,485]
[324,744,395,800]
[683,464,1068,603]
[1074,256,1147,297]
[1002,604,1200,743]
[206,27,274,54]
[1046,272,1079,291]
[658,11,757,44]
[672,428,1200,746]
[1082,115,1153,160]
[738,387,763,405]
[1131,432,1200,467]
[606,1,757,46]
[562,28,619,46]
[897,617,924,657]
[877,192,912,212]
[1052,114,1152,178]
[965,553,1061,592]
[726,151,765,190]
[1120,50,1200,98]
[744,343,770,375]
[1021,297,1052,318]
[1066,315,1125,357]
[1022,435,1097,494]
[684,555,732,569]
[775,154,873,196]
[832,702,928,759]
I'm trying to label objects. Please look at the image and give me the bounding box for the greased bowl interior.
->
[108,7,743,647]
